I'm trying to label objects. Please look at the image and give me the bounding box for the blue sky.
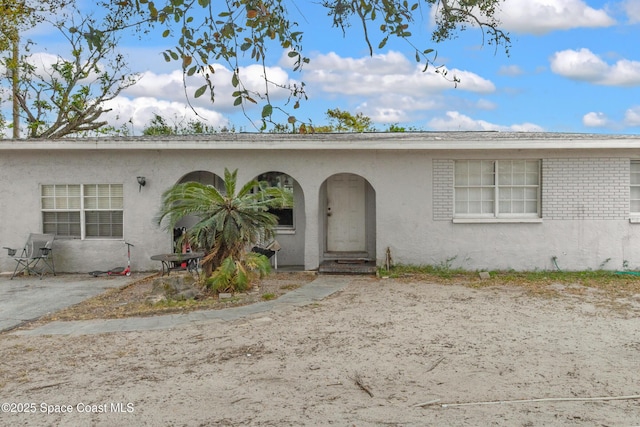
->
[20,0,640,134]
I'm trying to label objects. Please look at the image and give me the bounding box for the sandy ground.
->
[0,276,639,426]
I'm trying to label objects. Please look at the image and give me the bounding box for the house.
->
[2,131,640,274]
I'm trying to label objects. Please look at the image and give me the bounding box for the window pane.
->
[525,187,538,199]
[512,187,525,200]
[270,208,294,227]
[86,210,123,238]
[111,184,124,209]
[499,188,512,201]
[41,198,54,210]
[41,185,55,197]
[255,173,294,228]
[498,163,512,185]
[481,161,495,185]
[468,187,482,202]
[469,201,481,213]
[84,184,123,211]
[455,187,469,201]
[42,211,81,237]
[525,201,538,213]
[455,201,469,214]
[68,185,81,209]
[455,161,468,185]
[468,161,482,185]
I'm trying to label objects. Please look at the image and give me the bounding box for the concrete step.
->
[318,259,377,275]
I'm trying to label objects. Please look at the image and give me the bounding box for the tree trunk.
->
[11,34,19,139]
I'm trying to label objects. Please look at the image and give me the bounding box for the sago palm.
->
[156,168,292,278]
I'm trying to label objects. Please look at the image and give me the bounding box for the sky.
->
[16,0,640,134]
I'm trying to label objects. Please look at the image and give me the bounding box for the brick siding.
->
[542,158,629,220]
[433,159,454,221]
[432,158,630,221]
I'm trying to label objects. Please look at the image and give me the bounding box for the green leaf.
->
[261,104,272,118]
[231,73,239,87]
[233,97,243,106]
[194,85,207,98]
[162,29,171,37]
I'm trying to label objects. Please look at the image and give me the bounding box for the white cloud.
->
[497,65,525,77]
[475,99,498,110]
[497,0,615,34]
[582,108,640,129]
[124,63,296,112]
[550,48,640,86]
[102,96,229,134]
[582,112,609,127]
[303,51,495,97]
[624,107,640,126]
[623,0,640,23]
[426,111,543,132]
[294,50,499,127]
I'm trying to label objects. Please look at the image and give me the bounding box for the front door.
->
[326,174,366,252]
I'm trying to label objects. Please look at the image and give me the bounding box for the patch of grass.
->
[379,264,640,299]
[378,261,467,280]
[261,293,276,301]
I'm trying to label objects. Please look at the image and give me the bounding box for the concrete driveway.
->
[0,273,141,332]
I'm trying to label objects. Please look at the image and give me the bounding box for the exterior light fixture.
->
[137,176,146,191]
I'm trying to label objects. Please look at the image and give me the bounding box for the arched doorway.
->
[320,173,376,263]
[253,171,305,268]
[171,170,224,252]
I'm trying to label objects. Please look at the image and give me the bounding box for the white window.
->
[41,184,123,238]
[631,161,640,214]
[454,160,540,218]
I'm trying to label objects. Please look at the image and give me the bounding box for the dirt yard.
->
[0,273,639,426]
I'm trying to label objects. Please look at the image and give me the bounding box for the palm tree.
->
[156,168,292,281]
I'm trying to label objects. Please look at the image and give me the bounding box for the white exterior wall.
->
[428,153,640,271]
[2,133,640,273]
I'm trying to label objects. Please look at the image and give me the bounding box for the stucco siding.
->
[2,133,640,274]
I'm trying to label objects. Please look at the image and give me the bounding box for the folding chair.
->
[251,240,281,269]
[4,233,56,279]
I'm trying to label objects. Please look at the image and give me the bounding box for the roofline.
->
[2,131,640,151]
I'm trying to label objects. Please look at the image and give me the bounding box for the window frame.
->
[41,183,124,239]
[631,160,640,216]
[254,172,295,232]
[453,160,541,220]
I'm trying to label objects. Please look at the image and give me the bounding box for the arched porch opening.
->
[253,171,306,269]
[171,170,224,253]
[318,173,376,271]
